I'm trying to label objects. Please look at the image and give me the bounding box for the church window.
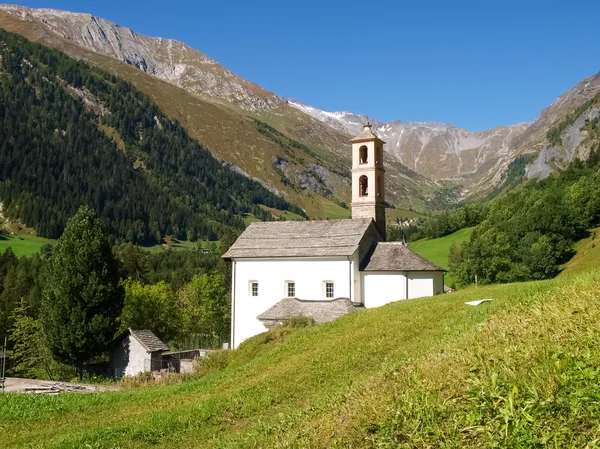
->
[286,281,296,298]
[250,281,259,297]
[359,145,368,164]
[377,176,383,198]
[325,282,334,298]
[376,145,383,164]
[359,175,368,197]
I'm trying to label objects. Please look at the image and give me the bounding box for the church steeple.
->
[350,122,386,240]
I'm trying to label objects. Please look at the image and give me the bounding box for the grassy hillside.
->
[0,234,53,257]
[560,226,600,277]
[2,270,600,447]
[409,227,473,286]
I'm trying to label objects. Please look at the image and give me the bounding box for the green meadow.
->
[409,227,473,287]
[1,261,600,447]
[0,234,54,257]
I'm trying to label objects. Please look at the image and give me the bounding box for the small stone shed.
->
[111,329,168,379]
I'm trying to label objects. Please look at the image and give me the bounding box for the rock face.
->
[290,69,600,189]
[3,3,600,201]
[288,99,529,181]
[0,4,279,111]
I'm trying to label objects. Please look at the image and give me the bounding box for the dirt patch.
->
[3,377,119,394]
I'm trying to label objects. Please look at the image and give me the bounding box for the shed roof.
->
[361,242,445,272]
[257,297,362,324]
[116,329,169,353]
[222,218,374,259]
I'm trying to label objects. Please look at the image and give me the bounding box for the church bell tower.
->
[350,122,386,240]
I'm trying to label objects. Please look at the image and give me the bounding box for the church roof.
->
[350,123,386,144]
[361,242,445,272]
[222,218,374,259]
[257,297,363,324]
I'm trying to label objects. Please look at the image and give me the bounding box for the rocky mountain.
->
[289,70,600,195]
[1,3,598,210]
[289,99,530,182]
[286,100,381,136]
[0,4,278,111]
[0,4,435,218]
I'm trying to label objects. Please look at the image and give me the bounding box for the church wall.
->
[362,272,407,308]
[362,271,445,307]
[231,257,353,348]
[407,272,444,299]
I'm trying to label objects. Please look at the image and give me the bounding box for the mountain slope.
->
[0,5,436,216]
[2,270,599,447]
[289,73,600,197]
[0,28,304,243]
[0,4,278,112]
[288,99,530,182]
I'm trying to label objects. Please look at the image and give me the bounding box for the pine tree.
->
[41,206,124,379]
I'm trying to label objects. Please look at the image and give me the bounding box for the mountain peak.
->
[0,4,279,111]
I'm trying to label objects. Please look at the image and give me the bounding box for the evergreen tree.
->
[41,206,124,378]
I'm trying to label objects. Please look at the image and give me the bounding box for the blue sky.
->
[11,0,600,131]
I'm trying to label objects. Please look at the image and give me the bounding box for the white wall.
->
[433,272,445,295]
[408,272,445,299]
[362,272,407,308]
[231,257,352,348]
[112,335,151,378]
[362,271,445,307]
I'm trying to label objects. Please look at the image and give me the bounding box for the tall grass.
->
[1,272,599,447]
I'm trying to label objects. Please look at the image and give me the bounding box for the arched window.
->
[359,145,368,164]
[376,146,383,165]
[377,176,383,198]
[359,175,368,197]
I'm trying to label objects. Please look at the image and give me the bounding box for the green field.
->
[560,227,600,277]
[409,227,473,287]
[0,234,54,257]
[2,268,600,448]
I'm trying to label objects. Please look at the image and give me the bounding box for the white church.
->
[223,123,445,348]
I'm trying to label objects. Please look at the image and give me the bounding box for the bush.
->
[193,350,232,377]
[284,316,316,328]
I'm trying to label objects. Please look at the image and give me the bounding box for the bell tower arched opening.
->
[359,145,368,164]
[359,175,368,197]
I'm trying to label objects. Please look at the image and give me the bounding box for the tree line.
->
[2,207,232,380]
[0,28,305,245]
[449,147,600,286]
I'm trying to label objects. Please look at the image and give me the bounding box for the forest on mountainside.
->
[448,147,600,285]
[0,28,304,245]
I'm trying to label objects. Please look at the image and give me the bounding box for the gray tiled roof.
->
[361,242,445,272]
[350,123,385,143]
[222,218,374,259]
[257,297,362,324]
[129,329,169,352]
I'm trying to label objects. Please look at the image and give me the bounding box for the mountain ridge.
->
[0,3,280,112]
[1,4,600,206]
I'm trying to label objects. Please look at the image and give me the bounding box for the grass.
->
[0,234,54,257]
[560,226,600,277]
[2,270,600,447]
[409,227,473,287]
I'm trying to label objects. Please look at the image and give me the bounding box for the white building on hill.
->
[223,123,444,348]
